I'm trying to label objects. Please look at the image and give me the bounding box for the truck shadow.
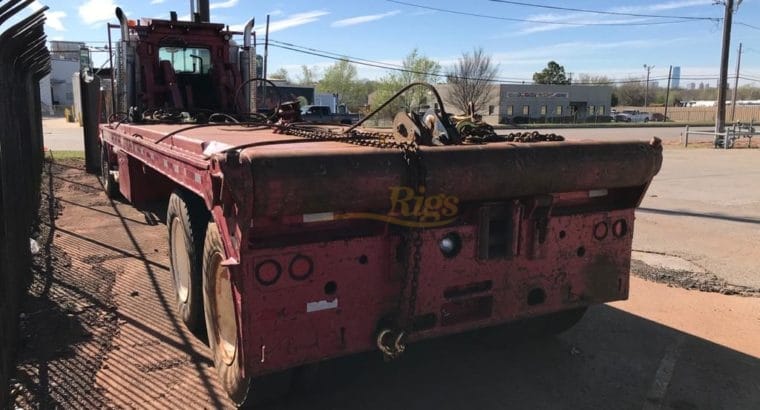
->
[273,306,759,410]
[18,158,759,410]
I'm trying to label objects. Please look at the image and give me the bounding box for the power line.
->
[269,40,724,86]
[386,0,702,26]
[735,22,760,30]
[488,0,719,21]
[269,39,530,82]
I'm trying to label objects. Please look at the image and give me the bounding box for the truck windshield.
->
[158,46,210,74]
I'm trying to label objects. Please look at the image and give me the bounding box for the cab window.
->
[158,47,211,74]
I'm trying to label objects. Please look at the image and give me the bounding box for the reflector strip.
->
[307,299,338,313]
[303,212,334,223]
[589,189,608,198]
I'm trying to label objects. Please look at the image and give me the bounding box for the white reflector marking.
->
[203,141,234,157]
[303,212,334,223]
[589,189,608,198]
[307,299,338,313]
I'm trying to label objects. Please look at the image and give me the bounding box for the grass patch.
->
[46,150,85,160]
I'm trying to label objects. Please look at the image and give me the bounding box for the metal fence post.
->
[0,4,50,406]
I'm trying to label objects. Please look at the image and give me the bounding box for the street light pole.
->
[643,64,654,107]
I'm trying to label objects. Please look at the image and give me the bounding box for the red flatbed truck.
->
[95,5,662,407]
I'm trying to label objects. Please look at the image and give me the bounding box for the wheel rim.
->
[170,217,191,303]
[211,252,238,366]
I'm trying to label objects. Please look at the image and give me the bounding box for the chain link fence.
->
[0,1,50,405]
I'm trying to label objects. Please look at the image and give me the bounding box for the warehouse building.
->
[498,84,613,124]
[435,83,613,125]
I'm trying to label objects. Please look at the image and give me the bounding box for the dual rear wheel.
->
[167,193,292,407]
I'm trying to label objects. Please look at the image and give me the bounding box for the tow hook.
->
[376,329,406,360]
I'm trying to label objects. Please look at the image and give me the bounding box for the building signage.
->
[506,92,569,98]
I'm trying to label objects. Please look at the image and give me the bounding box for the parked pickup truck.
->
[301,105,362,124]
[614,110,652,123]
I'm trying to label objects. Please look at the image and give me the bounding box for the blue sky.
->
[10,0,760,85]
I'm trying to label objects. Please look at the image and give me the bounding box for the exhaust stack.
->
[195,0,209,22]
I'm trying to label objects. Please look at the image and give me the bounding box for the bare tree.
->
[269,67,291,83]
[445,48,499,114]
[296,65,320,85]
[616,77,646,106]
[576,73,612,85]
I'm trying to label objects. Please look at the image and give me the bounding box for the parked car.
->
[615,110,651,123]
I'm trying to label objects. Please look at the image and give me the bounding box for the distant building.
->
[39,41,88,113]
[688,82,696,90]
[672,66,681,89]
[435,83,612,125]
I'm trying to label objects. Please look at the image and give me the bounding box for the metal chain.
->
[465,130,565,143]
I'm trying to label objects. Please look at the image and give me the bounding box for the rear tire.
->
[100,146,119,199]
[202,222,293,408]
[167,190,208,334]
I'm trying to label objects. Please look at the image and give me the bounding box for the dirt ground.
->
[8,157,760,409]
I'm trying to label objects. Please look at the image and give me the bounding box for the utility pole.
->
[715,0,735,134]
[643,64,654,107]
[664,65,672,122]
[731,42,742,123]
[262,14,270,106]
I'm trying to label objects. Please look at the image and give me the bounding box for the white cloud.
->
[210,0,238,10]
[259,10,329,33]
[78,0,117,25]
[31,1,67,31]
[229,11,328,33]
[504,0,715,36]
[613,0,714,12]
[46,10,67,31]
[150,0,165,4]
[331,10,400,28]
[268,9,283,17]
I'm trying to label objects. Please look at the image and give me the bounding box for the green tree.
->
[533,61,571,85]
[317,59,365,111]
[445,47,499,114]
[372,49,442,118]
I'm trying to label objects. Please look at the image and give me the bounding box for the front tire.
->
[167,190,208,334]
[202,222,293,407]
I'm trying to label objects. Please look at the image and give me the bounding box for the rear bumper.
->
[233,207,635,377]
